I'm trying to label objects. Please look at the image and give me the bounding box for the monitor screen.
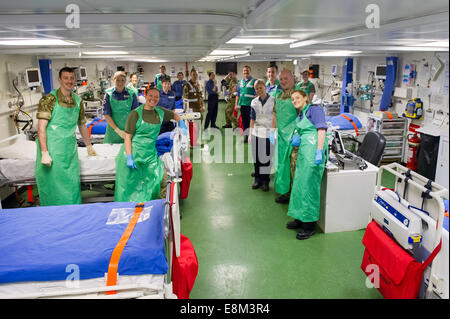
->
[216,62,237,75]
[27,69,40,83]
[376,65,386,77]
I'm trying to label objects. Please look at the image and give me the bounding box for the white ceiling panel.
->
[0,0,448,61]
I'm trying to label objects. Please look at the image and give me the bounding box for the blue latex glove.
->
[315,149,323,165]
[178,120,188,135]
[291,134,301,147]
[269,131,275,145]
[126,154,137,169]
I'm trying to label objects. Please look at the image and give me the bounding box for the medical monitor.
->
[375,65,387,80]
[74,66,88,81]
[25,68,41,88]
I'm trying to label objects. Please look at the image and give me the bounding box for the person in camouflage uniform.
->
[222,72,238,128]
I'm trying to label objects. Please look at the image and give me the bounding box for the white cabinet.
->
[318,159,379,233]
[435,131,449,190]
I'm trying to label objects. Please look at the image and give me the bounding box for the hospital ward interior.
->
[0,0,449,302]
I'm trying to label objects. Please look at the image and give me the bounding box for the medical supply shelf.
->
[367,114,407,161]
[323,102,341,116]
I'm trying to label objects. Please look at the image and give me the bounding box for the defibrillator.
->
[403,98,423,120]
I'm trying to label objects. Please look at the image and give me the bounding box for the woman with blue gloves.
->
[115,87,187,202]
[286,90,328,240]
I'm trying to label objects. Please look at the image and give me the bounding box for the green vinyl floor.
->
[178,101,384,299]
[2,101,394,299]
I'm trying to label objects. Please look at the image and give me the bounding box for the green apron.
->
[155,74,167,91]
[238,78,256,106]
[126,82,139,97]
[35,90,81,206]
[114,105,165,202]
[274,97,298,195]
[103,86,134,144]
[295,81,314,97]
[287,104,328,222]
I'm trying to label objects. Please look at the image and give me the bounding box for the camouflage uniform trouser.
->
[286,146,299,197]
[225,98,238,128]
[159,171,168,199]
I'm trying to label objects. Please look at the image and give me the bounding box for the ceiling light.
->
[289,40,320,48]
[413,41,449,47]
[83,51,129,55]
[210,49,249,56]
[0,38,81,46]
[95,45,126,48]
[313,50,362,57]
[227,38,297,45]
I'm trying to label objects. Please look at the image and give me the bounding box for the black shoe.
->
[252,182,261,189]
[251,172,255,177]
[275,194,290,204]
[261,184,269,192]
[296,228,316,240]
[222,124,232,128]
[211,125,219,129]
[286,219,303,229]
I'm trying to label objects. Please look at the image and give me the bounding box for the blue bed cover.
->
[325,113,362,130]
[0,200,168,284]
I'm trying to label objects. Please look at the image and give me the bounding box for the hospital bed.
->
[0,122,197,299]
[0,183,187,299]
[0,134,120,206]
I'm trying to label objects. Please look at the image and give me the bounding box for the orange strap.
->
[382,111,393,120]
[106,202,145,295]
[339,114,359,136]
[88,118,105,138]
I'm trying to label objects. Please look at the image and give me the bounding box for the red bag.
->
[172,234,199,299]
[233,109,244,134]
[188,121,198,147]
[180,158,193,199]
[361,221,441,299]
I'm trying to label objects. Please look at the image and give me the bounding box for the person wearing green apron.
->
[235,66,256,143]
[154,65,171,91]
[126,72,139,97]
[35,67,97,206]
[295,70,316,102]
[286,90,328,240]
[272,69,299,203]
[115,87,186,203]
[103,71,139,144]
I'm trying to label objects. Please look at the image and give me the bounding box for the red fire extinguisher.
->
[406,124,421,171]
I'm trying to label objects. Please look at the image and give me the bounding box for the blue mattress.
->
[444,200,449,232]
[87,117,107,135]
[175,99,183,109]
[325,113,362,130]
[156,131,174,156]
[0,200,168,284]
